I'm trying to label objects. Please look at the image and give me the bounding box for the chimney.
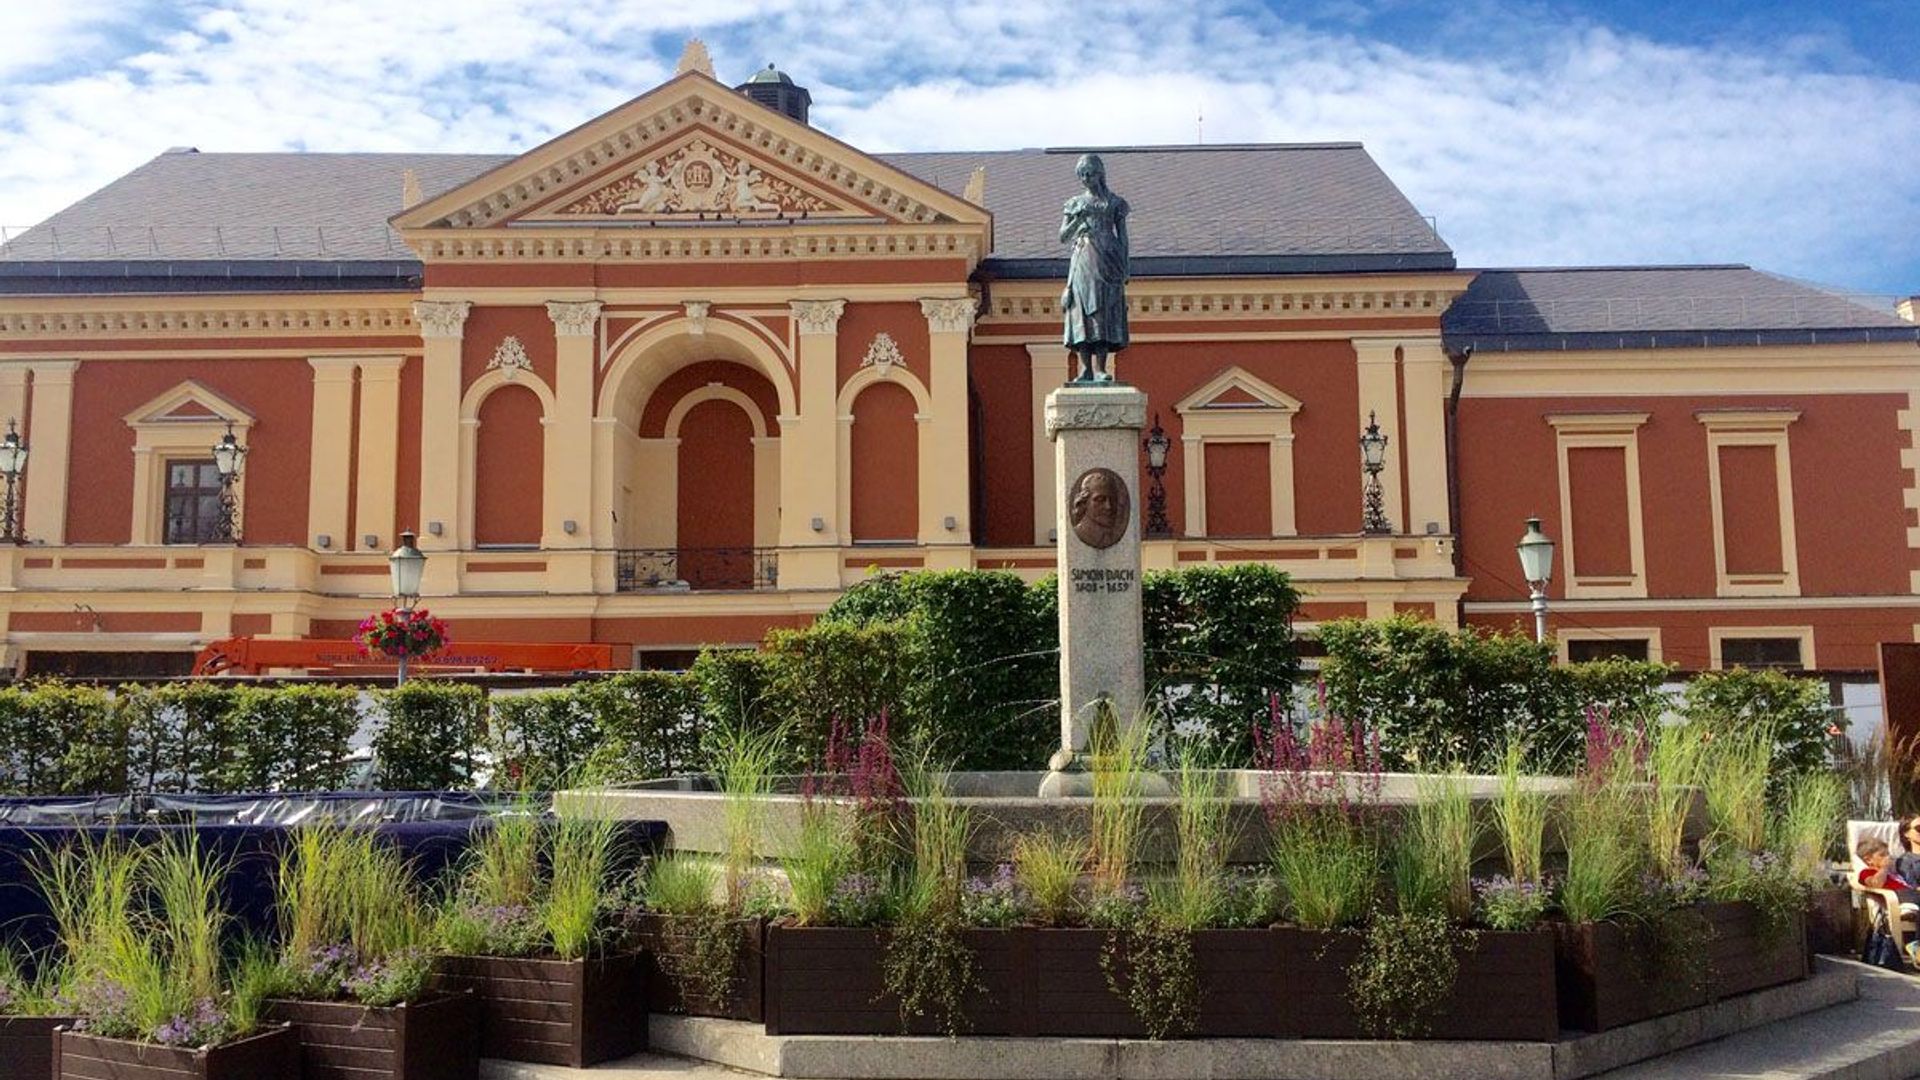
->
[401,169,422,210]
[735,63,810,125]
[1899,296,1917,323]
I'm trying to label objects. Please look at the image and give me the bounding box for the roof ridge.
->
[1469,264,1753,273]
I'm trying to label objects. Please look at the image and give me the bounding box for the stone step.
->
[1589,960,1920,1080]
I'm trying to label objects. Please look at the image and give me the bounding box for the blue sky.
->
[0,0,1915,300]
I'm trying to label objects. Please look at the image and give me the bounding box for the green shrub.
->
[0,684,62,794]
[1143,563,1301,761]
[489,690,596,790]
[580,672,705,782]
[690,647,772,736]
[371,682,485,789]
[27,683,128,795]
[754,622,914,769]
[226,684,361,791]
[1681,668,1834,788]
[121,683,239,793]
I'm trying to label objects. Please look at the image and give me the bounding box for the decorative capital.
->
[412,300,472,340]
[861,332,905,373]
[790,299,846,336]
[920,296,978,336]
[683,301,711,335]
[487,336,532,381]
[545,300,602,338]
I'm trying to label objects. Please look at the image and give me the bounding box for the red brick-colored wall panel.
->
[65,358,314,545]
[231,613,272,636]
[0,335,417,355]
[592,613,812,648]
[394,355,423,532]
[11,611,199,633]
[461,307,556,392]
[637,361,780,438]
[1718,444,1784,575]
[970,345,1034,546]
[1467,604,1907,673]
[423,259,971,292]
[1203,442,1271,537]
[1124,339,1362,536]
[836,303,930,389]
[850,381,919,542]
[1299,601,1369,621]
[472,384,544,546]
[1566,446,1633,577]
[675,399,757,558]
[1458,393,1909,602]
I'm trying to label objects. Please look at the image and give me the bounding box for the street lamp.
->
[1359,411,1391,534]
[0,419,27,545]
[388,530,426,685]
[1516,516,1556,643]
[1142,413,1172,538]
[209,422,246,543]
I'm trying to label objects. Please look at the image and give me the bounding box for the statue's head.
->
[1075,153,1106,190]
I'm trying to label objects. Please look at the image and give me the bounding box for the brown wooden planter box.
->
[763,926,1018,1035]
[0,1017,76,1080]
[630,913,765,1021]
[429,953,645,1067]
[1274,927,1557,1040]
[265,993,478,1080]
[52,1025,299,1080]
[1805,885,1855,958]
[1703,899,1809,999]
[1554,916,1712,1032]
[1028,927,1282,1038]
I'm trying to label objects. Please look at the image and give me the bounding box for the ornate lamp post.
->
[1359,411,1391,534]
[387,530,427,685]
[209,422,246,543]
[0,419,27,545]
[1143,413,1172,538]
[1516,516,1556,644]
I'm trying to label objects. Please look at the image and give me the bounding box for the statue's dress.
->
[1061,193,1131,353]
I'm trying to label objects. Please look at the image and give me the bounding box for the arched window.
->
[849,381,919,543]
[473,384,545,546]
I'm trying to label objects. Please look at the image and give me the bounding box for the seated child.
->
[1857,836,1920,913]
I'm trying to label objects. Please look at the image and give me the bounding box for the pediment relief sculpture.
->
[547,138,840,220]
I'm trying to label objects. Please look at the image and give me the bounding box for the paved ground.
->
[482,1057,761,1079]
[1594,959,1920,1080]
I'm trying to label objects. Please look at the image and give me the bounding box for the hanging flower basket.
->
[356,609,449,662]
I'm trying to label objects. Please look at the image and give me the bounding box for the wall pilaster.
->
[919,297,976,556]
[1399,338,1451,536]
[546,301,601,550]
[305,357,358,550]
[413,301,470,556]
[352,356,404,549]
[780,300,845,588]
[23,361,76,545]
[1352,339,1404,534]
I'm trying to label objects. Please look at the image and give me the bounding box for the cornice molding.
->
[985,287,1461,322]
[0,305,417,338]
[405,226,982,265]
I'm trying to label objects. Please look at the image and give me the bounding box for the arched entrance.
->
[674,396,758,587]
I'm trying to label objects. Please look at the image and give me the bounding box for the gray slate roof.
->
[1442,267,1920,351]
[0,141,1453,291]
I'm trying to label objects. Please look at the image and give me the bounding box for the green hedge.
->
[372,682,485,790]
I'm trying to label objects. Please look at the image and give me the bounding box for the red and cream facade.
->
[0,69,1913,676]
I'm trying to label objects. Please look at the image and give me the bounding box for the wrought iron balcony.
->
[615,547,779,592]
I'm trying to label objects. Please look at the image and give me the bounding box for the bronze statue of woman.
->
[1059,153,1130,383]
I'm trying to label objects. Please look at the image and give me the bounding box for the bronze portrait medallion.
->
[1067,467,1131,550]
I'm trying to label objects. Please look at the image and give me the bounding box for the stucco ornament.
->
[790,299,846,336]
[920,296,978,335]
[1059,153,1131,384]
[562,139,834,218]
[861,332,904,373]
[412,300,471,339]
[545,301,601,338]
[488,336,532,381]
[683,301,711,335]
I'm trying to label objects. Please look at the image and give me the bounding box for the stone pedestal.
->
[1041,384,1146,797]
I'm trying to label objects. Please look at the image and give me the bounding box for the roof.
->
[0,140,1454,293]
[1442,267,1920,351]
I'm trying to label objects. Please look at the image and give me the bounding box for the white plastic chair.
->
[1848,819,1917,962]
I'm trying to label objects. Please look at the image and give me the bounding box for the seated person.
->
[1895,817,1920,885]
[1858,836,1920,913]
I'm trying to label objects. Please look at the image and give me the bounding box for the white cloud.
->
[0,0,1915,296]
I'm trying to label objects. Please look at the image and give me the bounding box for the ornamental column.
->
[304,357,358,549]
[920,297,976,565]
[546,301,601,549]
[1398,337,1452,536]
[780,300,845,589]
[352,356,404,550]
[412,300,470,557]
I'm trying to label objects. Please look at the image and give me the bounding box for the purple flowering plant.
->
[825,872,894,927]
[150,998,230,1049]
[1473,875,1551,931]
[960,864,1029,928]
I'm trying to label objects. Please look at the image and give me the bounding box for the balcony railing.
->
[615,547,778,592]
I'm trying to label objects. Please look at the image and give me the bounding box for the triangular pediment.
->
[395,71,989,231]
[1176,367,1303,414]
[124,381,254,428]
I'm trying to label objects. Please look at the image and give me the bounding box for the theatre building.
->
[0,57,1915,680]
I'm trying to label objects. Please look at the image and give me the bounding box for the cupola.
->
[735,63,811,125]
